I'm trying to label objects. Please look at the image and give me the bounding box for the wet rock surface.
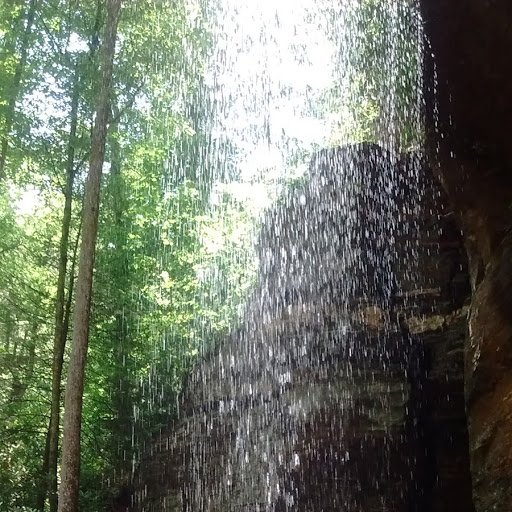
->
[131,145,474,511]
[421,1,512,509]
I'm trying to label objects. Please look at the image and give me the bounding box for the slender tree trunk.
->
[6,321,37,409]
[0,0,37,180]
[57,2,122,511]
[4,314,13,353]
[40,3,101,505]
[45,61,80,512]
[37,222,81,512]
[37,429,51,511]
[63,218,82,361]
[26,321,37,380]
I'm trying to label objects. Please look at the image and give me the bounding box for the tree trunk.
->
[57,1,122,511]
[0,0,37,180]
[37,220,81,512]
[37,429,51,511]
[41,60,80,512]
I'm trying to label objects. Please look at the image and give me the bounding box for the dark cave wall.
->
[421,1,512,510]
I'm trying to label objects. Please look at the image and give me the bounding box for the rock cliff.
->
[421,1,512,509]
[131,145,474,511]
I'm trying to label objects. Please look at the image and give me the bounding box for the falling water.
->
[133,0,428,510]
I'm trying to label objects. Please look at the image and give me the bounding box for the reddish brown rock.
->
[421,1,512,510]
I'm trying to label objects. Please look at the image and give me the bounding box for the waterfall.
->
[134,1,429,510]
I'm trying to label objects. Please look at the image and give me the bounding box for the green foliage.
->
[0,0,222,507]
[322,0,423,150]
[0,189,59,509]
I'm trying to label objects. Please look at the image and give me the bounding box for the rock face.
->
[421,2,512,509]
[132,145,474,511]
